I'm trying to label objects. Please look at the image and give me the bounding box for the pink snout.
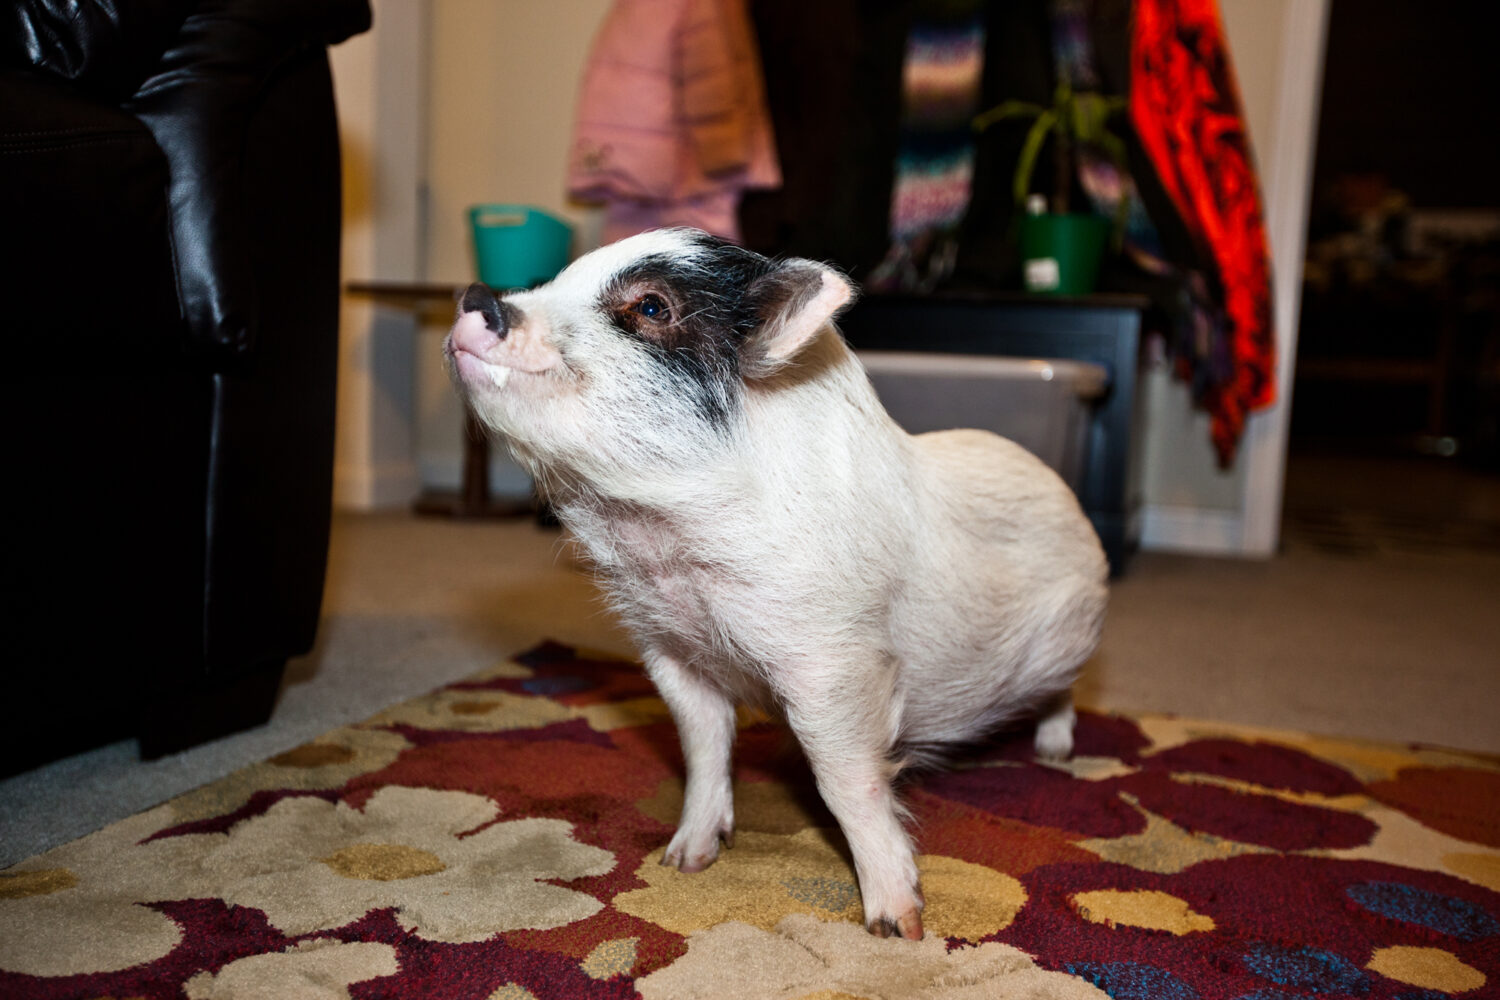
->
[447,284,561,379]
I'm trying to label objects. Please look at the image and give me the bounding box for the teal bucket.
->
[468,205,573,290]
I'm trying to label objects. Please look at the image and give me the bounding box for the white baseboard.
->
[1140,504,1249,556]
[416,452,534,500]
[334,460,421,512]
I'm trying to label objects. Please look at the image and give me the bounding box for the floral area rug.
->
[3,640,1498,999]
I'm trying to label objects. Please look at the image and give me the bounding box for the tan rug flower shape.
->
[635,912,1108,1000]
[202,786,616,942]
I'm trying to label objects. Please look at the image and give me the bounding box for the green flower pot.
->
[1020,213,1109,295]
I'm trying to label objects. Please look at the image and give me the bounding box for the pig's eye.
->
[631,294,671,323]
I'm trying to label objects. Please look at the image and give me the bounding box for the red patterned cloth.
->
[1130,0,1276,465]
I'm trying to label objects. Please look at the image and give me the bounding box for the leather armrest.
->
[2,0,193,99]
[0,68,183,357]
[123,0,371,363]
[4,0,371,365]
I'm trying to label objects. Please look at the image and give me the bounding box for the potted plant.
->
[974,80,1128,295]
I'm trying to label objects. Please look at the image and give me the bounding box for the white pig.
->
[445,228,1107,940]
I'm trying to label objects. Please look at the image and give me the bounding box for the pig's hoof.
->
[663,849,716,874]
[661,826,733,873]
[1034,699,1076,762]
[1033,728,1074,762]
[1033,712,1076,761]
[867,907,924,941]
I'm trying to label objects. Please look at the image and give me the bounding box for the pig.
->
[445,228,1108,940]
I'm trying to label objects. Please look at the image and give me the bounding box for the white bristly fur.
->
[444,229,1108,940]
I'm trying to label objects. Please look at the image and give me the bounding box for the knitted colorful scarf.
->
[868,1,987,293]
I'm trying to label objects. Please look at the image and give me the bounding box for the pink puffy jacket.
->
[567,0,780,243]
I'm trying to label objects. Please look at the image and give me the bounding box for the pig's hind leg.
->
[1033,690,1076,762]
[648,650,738,873]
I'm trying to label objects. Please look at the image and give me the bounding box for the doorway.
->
[1282,0,1500,553]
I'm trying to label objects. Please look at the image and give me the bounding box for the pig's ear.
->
[740,260,857,377]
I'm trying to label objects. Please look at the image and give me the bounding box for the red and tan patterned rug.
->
[2,640,1497,999]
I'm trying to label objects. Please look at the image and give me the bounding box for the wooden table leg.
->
[411,409,536,519]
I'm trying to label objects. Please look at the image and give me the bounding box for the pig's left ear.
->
[740,260,857,377]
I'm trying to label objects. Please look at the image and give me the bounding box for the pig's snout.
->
[448,285,561,380]
[460,283,509,338]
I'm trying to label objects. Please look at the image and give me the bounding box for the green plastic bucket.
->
[1020,213,1109,295]
[468,205,573,289]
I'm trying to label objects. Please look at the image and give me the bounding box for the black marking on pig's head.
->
[598,234,787,428]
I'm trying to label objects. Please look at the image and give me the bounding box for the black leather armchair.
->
[1,0,371,773]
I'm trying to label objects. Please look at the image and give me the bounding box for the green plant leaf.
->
[972,100,1046,132]
[977,81,1131,220]
[1071,93,1124,144]
[1013,109,1058,205]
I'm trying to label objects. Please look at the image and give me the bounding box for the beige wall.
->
[417,0,611,496]
[330,22,377,508]
[425,0,613,281]
[331,0,430,508]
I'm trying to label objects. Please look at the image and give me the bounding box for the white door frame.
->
[1237,0,1332,555]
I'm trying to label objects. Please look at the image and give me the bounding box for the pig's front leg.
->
[782,670,925,940]
[646,650,737,873]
